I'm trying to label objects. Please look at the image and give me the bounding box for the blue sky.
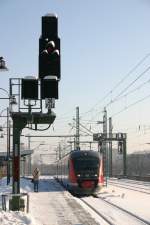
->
[1,0,150,153]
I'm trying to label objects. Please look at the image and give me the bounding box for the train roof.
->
[70,150,100,159]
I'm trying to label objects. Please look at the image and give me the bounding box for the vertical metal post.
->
[123,139,127,177]
[28,135,31,150]
[89,142,92,150]
[28,135,31,175]
[59,143,61,159]
[76,106,80,150]
[74,138,75,150]
[27,194,29,213]
[28,155,32,175]
[109,117,113,177]
[23,157,26,176]
[7,107,11,185]
[70,142,72,151]
[12,120,21,210]
[103,107,107,177]
[9,79,12,112]
[12,115,27,210]
[12,122,21,195]
[40,154,43,175]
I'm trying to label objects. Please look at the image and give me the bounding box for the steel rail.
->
[80,198,116,225]
[108,181,150,195]
[96,195,150,225]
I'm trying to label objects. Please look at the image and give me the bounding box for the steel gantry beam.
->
[93,132,127,177]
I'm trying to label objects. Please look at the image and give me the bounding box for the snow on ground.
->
[75,178,150,224]
[0,178,38,225]
[0,178,37,225]
[0,211,37,225]
[102,179,150,221]
[0,177,100,225]
[0,177,150,224]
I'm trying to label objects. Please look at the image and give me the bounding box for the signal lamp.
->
[118,141,123,154]
[0,57,8,71]
[41,76,58,99]
[21,77,38,100]
[39,14,61,80]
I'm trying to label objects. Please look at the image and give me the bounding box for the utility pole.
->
[123,139,127,176]
[7,107,11,185]
[103,107,107,177]
[28,135,31,175]
[76,106,80,150]
[109,117,113,177]
[11,113,27,210]
[58,143,61,159]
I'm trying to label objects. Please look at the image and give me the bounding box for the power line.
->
[111,93,150,118]
[68,124,92,136]
[72,118,94,135]
[109,66,150,103]
[105,77,150,108]
[89,66,150,120]
[80,56,150,131]
[56,107,75,119]
[63,54,150,139]
[109,53,150,93]
[80,53,150,117]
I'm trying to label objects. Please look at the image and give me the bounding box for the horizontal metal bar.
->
[25,135,77,138]
[0,98,9,99]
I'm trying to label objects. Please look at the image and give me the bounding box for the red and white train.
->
[56,150,104,195]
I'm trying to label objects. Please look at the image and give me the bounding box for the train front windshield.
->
[73,157,99,172]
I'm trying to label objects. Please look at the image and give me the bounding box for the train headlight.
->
[94,174,98,177]
[77,174,81,177]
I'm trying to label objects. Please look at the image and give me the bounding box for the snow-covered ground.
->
[0,177,150,224]
[76,181,150,224]
[0,177,100,225]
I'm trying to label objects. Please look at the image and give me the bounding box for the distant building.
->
[0,150,33,178]
[112,149,150,178]
[127,150,150,177]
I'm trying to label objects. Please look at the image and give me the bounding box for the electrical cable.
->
[57,55,150,145]
[68,122,92,136]
[72,118,94,134]
[105,77,150,107]
[109,66,150,103]
[85,66,150,124]
[80,53,150,117]
[56,107,76,119]
[111,93,150,118]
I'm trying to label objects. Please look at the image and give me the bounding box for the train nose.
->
[81,181,95,189]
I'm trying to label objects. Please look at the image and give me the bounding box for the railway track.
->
[97,195,150,224]
[111,178,150,186]
[108,179,150,195]
[79,197,116,225]
[116,179,150,186]
[78,196,150,225]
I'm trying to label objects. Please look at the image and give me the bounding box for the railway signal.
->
[39,14,61,80]
[0,57,8,71]
[98,141,103,153]
[21,77,38,100]
[118,141,123,154]
[41,76,58,99]
[39,14,60,99]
